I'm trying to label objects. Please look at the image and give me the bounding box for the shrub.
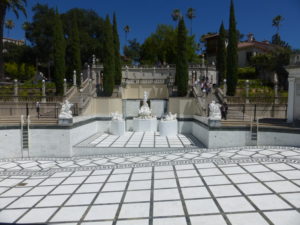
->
[237,67,257,79]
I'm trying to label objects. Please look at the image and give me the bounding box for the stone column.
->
[223,79,227,96]
[73,70,77,86]
[287,77,295,123]
[87,65,91,79]
[41,79,46,103]
[92,54,96,68]
[80,73,84,85]
[245,80,250,104]
[274,79,279,104]
[14,79,18,102]
[63,79,67,96]
[89,78,93,95]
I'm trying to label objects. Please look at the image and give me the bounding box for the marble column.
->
[245,80,250,104]
[14,79,18,102]
[73,70,77,86]
[223,79,227,97]
[42,79,46,103]
[274,80,279,104]
[287,77,295,123]
[63,79,67,96]
[80,73,84,85]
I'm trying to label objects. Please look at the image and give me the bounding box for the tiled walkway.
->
[0,147,300,224]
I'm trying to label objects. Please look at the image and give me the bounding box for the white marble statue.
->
[59,100,73,119]
[209,100,221,120]
[138,91,155,119]
[111,112,123,121]
[163,112,177,121]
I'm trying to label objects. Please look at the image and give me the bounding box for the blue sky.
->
[5,0,300,50]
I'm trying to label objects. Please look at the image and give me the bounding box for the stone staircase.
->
[0,116,58,126]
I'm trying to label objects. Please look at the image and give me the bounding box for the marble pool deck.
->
[0,146,300,225]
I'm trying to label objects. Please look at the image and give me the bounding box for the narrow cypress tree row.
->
[70,12,82,86]
[216,22,227,86]
[113,13,122,85]
[176,18,189,97]
[53,9,66,95]
[226,0,238,96]
[103,15,115,96]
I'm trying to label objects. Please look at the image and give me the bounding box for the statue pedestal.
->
[133,118,157,132]
[208,119,221,127]
[58,118,73,126]
[111,120,126,136]
[159,120,178,136]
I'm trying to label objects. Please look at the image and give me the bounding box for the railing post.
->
[14,79,18,102]
[80,73,84,86]
[42,80,46,103]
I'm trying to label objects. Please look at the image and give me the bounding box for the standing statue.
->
[138,91,154,119]
[59,100,73,119]
[209,101,221,120]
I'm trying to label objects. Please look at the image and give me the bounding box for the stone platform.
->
[73,132,203,156]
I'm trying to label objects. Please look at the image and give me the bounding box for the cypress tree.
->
[216,22,227,86]
[70,12,81,86]
[176,18,189,97]
[53,9,66,95]
[103,15,115,96]
[226,0,238,96]
[113,13,122,85]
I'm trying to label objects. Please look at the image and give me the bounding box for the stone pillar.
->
[287,77,295,123]
[92,54,96,68]
[42,79,46,103]
[223,79,227,96]
[245,80,250,104]
[274,79,279,104]
[73,70,77,86]
[87,65,91,79]
[63,79,67,96]
[14,79,18,102]
[80,73,84,85]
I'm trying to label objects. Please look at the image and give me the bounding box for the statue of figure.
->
[209,100,221,120]
[59,100,73,119]
[137,91,155,119]
[111,112,123,121]
[164,112,177,121]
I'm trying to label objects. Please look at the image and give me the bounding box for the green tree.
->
[123,25,130,43]
[140,24,199,65]
[186,8,196,36]
[24,4,55,79]
[176,18,189,97]
[216,22,227,85]
[124,39,141,64]
[69,12,81,85]
[171,9,181,25]
[113,13,122,85]
[272,15,284,35]
[226,0,238,96]
[53,9,66,95]
[0,0,27,80]
[103,15,115,96]
[5,19,15,37]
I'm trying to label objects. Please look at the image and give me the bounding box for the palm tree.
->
[272,15,284,34]
[186,8,196,36]
[171,9,181,26]
[0,0,27,80]
[123,25,130,44]
[5,19,14,37]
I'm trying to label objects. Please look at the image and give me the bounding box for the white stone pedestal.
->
[159,120,178,136]
[111,120,126,136]
[133,118,157,132]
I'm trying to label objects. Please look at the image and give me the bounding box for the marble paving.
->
[0,146,300,224]
[77,132,202,149]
